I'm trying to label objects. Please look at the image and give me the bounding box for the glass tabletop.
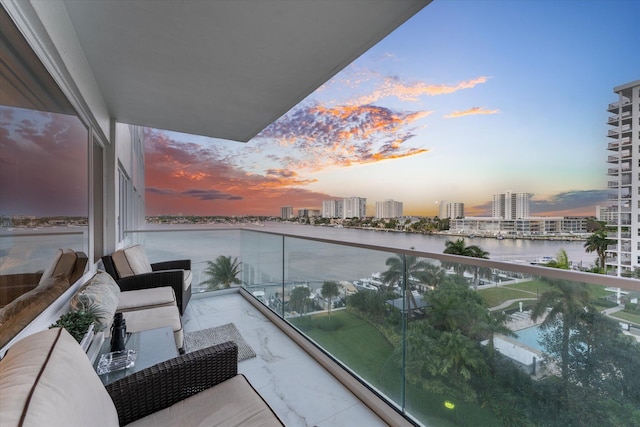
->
[94,326,178,385]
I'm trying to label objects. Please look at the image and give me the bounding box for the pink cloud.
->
[444,107,500,119]
[348,76,491,105]
[258,103,430,171]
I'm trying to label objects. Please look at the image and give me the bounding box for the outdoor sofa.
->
[0,327,284,426]
[0,249,88,348]
[71,269,184,351]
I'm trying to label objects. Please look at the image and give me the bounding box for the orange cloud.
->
[259,103,431,172]
[349,76,490,105]
[444,107,500,119]
[144,129,333,216]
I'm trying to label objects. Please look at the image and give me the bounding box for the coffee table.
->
[94,326,178,385]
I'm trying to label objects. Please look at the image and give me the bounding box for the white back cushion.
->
[112,245,152,278]
[39,248,77,285]
[0,328,119,427]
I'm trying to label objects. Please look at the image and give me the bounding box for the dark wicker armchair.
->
[106,342,238,426]
[102,246,191,315]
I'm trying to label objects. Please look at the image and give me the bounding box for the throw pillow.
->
[71,271,120,331]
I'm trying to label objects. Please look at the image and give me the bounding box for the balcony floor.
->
[182,291,388,426]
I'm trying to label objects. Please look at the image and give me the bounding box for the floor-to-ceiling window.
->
[0,7,89,343]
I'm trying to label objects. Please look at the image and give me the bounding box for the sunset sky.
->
[145,0,640,217]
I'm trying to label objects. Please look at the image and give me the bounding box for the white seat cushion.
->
[126,375,282,427]
[123,305,184,350]
[117,287,176,312]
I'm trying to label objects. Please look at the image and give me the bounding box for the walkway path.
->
[489,297,538,312]
[601,305,625,316]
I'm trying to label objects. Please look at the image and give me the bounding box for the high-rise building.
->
[322,200,343,218]
[281,206,293,219]
[438,201,464,219]
[375,200,403,219]
[342,197,367,219]
[297,208,320,218]
[492,191,530,220]
[605,80,640,276]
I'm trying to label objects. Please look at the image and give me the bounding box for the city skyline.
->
[141,1,640,217]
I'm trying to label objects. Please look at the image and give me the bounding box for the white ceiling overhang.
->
[62,0,430,142]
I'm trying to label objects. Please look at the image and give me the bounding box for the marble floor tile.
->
[184,293,388,427]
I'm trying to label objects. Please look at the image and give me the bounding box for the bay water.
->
[130,223,597,292]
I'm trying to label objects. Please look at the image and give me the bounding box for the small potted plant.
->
[50,310,96,347]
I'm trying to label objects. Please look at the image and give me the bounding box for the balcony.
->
[608,179,632,188]
[607,230,632,239]
[607,137,632,151]
[182,291,391,425]
[607,154,620,163]
[117,226,640,426]
[608,99,632,112]
[608,193,632,201]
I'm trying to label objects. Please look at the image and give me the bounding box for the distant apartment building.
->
[298,208,320,218]
[280,206,293,219]
[322,200,343,218]
[438,201,464,219]
[342,196,367,219]
[605,80,640,276]
[375,199,403,219]
[450,217,587,236]
[492,191,531,220]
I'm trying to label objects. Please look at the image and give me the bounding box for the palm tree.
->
[435,330,487,382]
[289,286,311,314]
[381,254,429,314]
[422,263,446,290]
[544,248,570,270]
[584,230,613,271]
[531,279,591,384]
[200,255,242,290]
[443,239,490,289]
[481,311,517,361]
[321,280,340,318]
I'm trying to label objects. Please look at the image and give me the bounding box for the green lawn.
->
[291,311,394,384]
[291,311,502,426]
[478,279,614,309]
[478,287,533,308]
[505,279,551,294]
[586,283,613,299]
[609,310,640,326]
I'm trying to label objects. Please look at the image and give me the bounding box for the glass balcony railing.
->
[126,227,640,427]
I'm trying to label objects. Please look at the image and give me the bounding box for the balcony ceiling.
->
[62,0,430,142]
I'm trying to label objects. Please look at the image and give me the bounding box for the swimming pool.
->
[514,325,545,352]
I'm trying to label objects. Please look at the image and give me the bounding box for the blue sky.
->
[145,0,640,217]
